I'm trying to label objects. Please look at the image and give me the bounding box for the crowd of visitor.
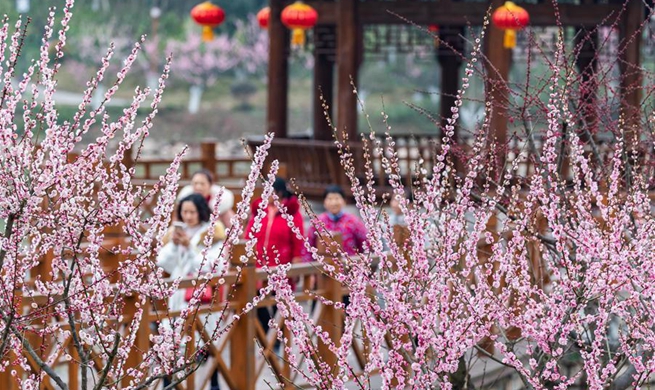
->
[154,169,410,389]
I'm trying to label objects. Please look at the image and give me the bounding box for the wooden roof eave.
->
[306,1,624,27]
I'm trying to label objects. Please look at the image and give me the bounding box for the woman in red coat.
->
[244,177,305,268]
[244,177,305,337]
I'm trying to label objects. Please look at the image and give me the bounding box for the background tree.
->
[166,16,270,114]
[166,32,239,114]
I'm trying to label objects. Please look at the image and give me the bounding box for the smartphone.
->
[173,221,187,232]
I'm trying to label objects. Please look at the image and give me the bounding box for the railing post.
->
[201,141,218,179]
[281,325,293,390]
[66,151,79,164]
[230,242,256,390]
[392,225,412,270]
[121,148,134,170]
[0,290,24,390]
[32,249,54,283]
[184,314,197,390]
[389,225,414,384]
[68,334,80,390]
[316,233,343,385]
[477,212,498,355]
[100,223,126,284]
[0,350,18,389]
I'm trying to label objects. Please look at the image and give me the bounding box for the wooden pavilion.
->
[255,0,646,197]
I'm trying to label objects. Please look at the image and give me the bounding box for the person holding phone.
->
[157,193,227,312]
[157,194,226,390]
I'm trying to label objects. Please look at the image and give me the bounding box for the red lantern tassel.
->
[202,26,214,42]
[503,29,516,49]
[291,28,305,47]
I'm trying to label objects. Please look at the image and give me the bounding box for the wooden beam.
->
[313,25,336,141]
[267,0,290,138]
[308,1,623,27]
[336,0,359,141]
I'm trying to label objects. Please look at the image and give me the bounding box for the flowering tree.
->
[231,15,270,77]
[7,2,655,390]
[0,3,275,388]
[67,14,166,106]
[166,30,242,114]
[252,14,655,390]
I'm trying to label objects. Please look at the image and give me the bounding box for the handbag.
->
[184,284,213,304]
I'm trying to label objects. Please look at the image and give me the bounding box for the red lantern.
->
[190,1,225,42]
[281,1,318,47]
[257,6,270,29]
[492,1,529,49]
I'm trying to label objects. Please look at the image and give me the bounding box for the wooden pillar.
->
[314,25,336,141]
[68,338,80,390]
[336,0,359,142]
[200,141,217,178]
[485,0,512,176]
[437,26,465,143]
[267,0,290,138]
[0,365,13,389]
[575,29,598,142]
[619,0,644,147]
[230,243,256,390]
[184,316,197,390]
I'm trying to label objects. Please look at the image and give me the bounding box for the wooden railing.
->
[3,231,381,390]
[246,136,434,197]
[89,136,627,205]
[7,187,646,389]
[129,142,252,185]
[244,135,507,198]
[246,135,630,198]
[121,136,615,202]
[7,139,646,389]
